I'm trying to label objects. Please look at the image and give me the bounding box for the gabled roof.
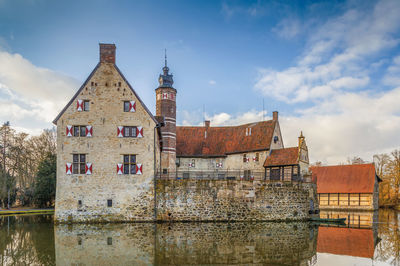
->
[176,120,276,157]
[52,63,100,124]
[263,147,299,167]
[53,63,158,125]
[317,227,375,258]
[310,163,377,193]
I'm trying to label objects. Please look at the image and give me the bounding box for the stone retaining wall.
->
[156,180,318,221]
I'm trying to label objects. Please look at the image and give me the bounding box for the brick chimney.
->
[205,120,210,129]
[99,43,116,64]
[272,111,278,121]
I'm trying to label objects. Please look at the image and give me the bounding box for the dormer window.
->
[274,136,279,143]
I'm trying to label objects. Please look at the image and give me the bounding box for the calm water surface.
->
[0,209,399,265]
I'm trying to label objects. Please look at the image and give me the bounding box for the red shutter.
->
[129,101,136,112]
[86,126,93,137]
[77,100,83,111]
[117,126,124,137]
[136,164,142,175]
[66,163,72,175]
[66,125,73,137]
[85,163,92,175]
[117,164,123,175]
[136,126,143,138]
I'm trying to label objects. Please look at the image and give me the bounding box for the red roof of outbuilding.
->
[176,120,276,157]
[310,164,377,193]
[263,147,299,167]
[317,227,375,258]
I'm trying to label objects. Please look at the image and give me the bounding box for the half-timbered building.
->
[311,164,381,211]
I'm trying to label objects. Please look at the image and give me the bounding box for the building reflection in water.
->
[55,222,317,265]
[1,210,399,265]
[317,210,379,260]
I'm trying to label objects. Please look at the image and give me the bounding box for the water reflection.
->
[55,222,317,265]
[0,214,55,265]
[0,209,399,265]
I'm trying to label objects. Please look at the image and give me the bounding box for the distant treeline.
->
[0,122,56,209]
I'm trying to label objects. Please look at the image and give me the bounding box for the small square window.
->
[78,237,82,245]
[78,200,82,207]
[107,199,112,207]
[118,82,121,87]
[83,100,90,111]
[107,237,112,245]
[163,169,168,174]
[124,101,130,112]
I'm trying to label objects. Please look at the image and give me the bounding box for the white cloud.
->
[0,49,79,134]
[260,0,400,103]
[209,80,216,85]
[383,55,400,86]
[243,0,400,163]
[272,18,301,39]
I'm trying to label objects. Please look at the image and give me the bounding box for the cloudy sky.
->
[0,0,399,164]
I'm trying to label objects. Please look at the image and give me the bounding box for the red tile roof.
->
[310,164,376,193]
[176,120,276,157]
[263,147,299,167]
[317,227,374,258]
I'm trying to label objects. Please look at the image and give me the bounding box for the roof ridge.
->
[177,119,274,129]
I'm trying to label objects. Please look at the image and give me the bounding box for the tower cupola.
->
[158,50,174,88]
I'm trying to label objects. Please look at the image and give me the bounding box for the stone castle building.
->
[53,44,317,223]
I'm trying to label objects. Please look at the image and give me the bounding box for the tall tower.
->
[155,51,177,173]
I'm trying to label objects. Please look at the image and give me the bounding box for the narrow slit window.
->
[123,101,130,112]
[83,100,90,111]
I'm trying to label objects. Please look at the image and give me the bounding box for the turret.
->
[155,51,177,174]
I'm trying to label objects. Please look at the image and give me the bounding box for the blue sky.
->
[1,0,400,163]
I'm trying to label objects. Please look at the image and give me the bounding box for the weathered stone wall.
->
[178,150,269,173]
[55,62,159,223]
[54,222,317,265]
[156,180,318,221]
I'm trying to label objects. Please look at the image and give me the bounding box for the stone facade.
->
[54,44,160,223]
[156,180,318,221]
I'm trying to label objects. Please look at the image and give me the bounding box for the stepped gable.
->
[317,227,374,258]
[310,164,377,194]
[263,147,299,166]
[176,120,276,157]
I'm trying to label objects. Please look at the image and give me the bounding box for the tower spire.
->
[164,48,167,68]
[159,50,173,88]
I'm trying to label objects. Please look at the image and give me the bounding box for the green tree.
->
[33,153,56,208]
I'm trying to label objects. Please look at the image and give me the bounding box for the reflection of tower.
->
[155,51,176,173]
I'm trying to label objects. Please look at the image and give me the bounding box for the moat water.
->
[0,209,399,265]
